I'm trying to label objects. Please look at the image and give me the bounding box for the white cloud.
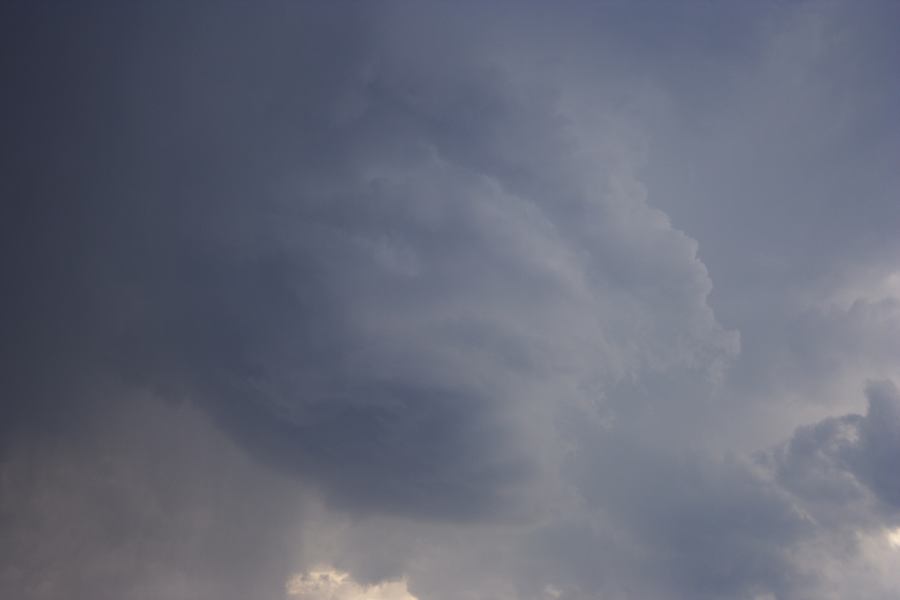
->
[286,567,416,600]
[887,527,900,550]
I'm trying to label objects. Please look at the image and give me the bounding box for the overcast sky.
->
[2,2,900,599]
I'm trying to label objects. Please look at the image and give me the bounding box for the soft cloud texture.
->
[286,567,415,600]
[2,1,899,599]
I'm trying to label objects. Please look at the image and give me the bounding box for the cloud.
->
[770,380,900,519]
[286,567,416,600]
[3,0,738,520]
[0,395,309,600]
[2,1,900,600]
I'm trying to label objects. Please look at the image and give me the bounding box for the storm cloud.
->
[2,2,899,599]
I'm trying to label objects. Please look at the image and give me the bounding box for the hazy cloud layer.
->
[2,2,899,599]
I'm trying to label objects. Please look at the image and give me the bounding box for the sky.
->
[2,1,900,599]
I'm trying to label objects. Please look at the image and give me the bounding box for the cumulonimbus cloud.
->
[2,2,899,600]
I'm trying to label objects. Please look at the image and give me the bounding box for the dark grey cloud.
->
[3,1,900,599]
[638,0,900,431]
[2,0,733,513]
[0,395,308,600]
[771,380,900,519]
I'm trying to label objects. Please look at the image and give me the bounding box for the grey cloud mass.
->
[2,2,899,599]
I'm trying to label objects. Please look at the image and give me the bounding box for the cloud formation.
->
[286,567,415,600]
[2,1,899,599]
